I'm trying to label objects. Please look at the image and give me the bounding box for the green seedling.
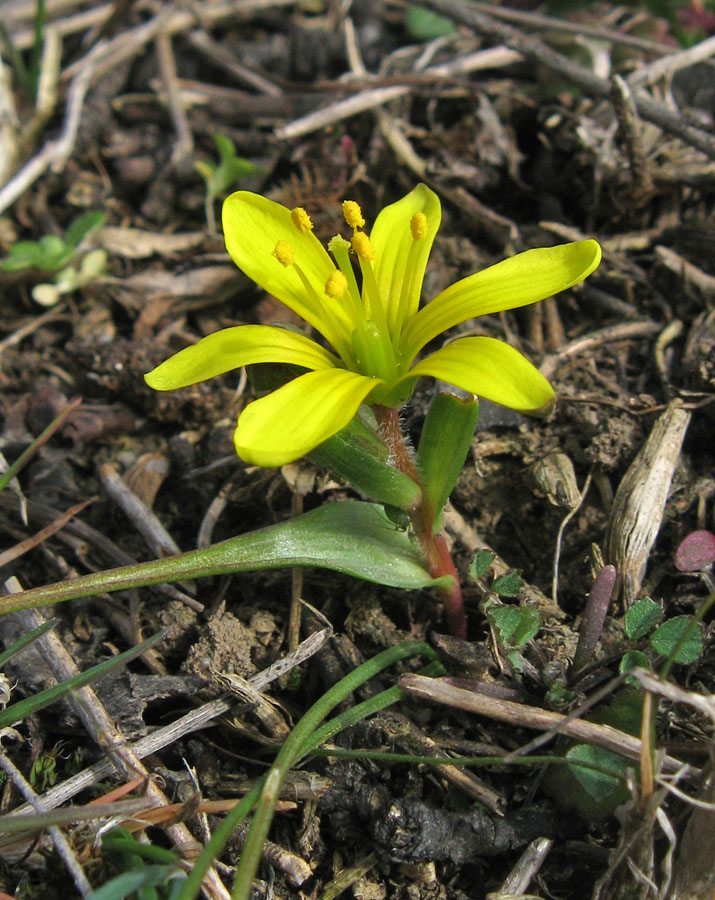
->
[32,247,107,306]
[621,596,704,678]
[194,134,258,231]
[485,596,541,675]
[469,553,541,674]
[29,749,59,791]
[93,829,186,900]
[1,210,105,273]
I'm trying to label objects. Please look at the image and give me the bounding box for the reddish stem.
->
[374,406,467,638]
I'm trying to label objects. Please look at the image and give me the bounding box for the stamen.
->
[325,271,348,299]
[410,212,428,241]
[273,240,295,267]
[291,261,353,366]
[327,235,351,254]
[342,200,365,229]
[351,232,375,261]
[328,234,363,313]
[393,214,429,343]
[291,207,313,233]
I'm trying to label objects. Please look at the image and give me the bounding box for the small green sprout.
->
[32,247,107,307]
[621,596,704,677]
[95,828,186,900]
[194,134,258,231]
[484,596,541,674]
[0,210,105,273]
[29,750,58,791]
[469,552,541,673]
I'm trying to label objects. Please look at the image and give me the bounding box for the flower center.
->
[271,200,428,406]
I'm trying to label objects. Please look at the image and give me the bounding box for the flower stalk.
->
[374,404,466,637]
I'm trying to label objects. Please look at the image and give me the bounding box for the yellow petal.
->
[369,184,441,333]
[401,240,601,361]
[234,369,383,466]
[222,191,350,348]
[407,336,555,414]
[145,325,338,390]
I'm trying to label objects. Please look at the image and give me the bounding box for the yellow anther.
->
[325,271,348,299]
[328,234,351,254]
[410,212,428,241]
[291,207,313,233]
[351,231,375,261]
[273,240,295,267]
[342,200,365,229]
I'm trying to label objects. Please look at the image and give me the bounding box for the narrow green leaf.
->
[102,834,179,866]
[64,210,106,248]
[0,503,450,617]
[650,616,703,664]
[0,617,58,667]
[88,866,184,900]
[176,642,439,900]
[0,631,166,728]
[416,392,479,527]
[624,596,662,640]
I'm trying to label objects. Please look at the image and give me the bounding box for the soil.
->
[0,2,713,899]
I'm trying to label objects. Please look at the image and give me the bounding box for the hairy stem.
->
[374,405,467,637]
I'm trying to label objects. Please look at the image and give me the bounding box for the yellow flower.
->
[146,185,601,466]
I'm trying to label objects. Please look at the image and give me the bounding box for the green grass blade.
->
[0,617,58,667]
[0,630,166,729]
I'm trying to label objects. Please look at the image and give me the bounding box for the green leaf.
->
[488,606,521,646]
[102,832,179,866]
[566,744,629,802]
[201,134,257,198]
[417,393,479,528]
[1,240,44,271]
[88,866,184,900]
[650,616,703,664]
[620,649,649,679]
[487,603,540,651]
[309,414,422,511]
[37,234,69,268]
[0,502,450,617]
[64,210,106,248]
[507,649,527,673]
[405,5,457,39]
[0,617,58,667]
[492,571,522,598]
[620,648,650,687]
[511,606,541,647]
[469,549,495,581]
[624,596,662,640]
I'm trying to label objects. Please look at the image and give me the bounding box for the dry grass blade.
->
[605,401,692,605]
